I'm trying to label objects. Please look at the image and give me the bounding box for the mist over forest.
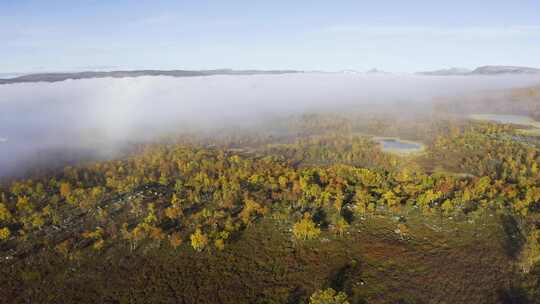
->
[3,73,540,302]
[5,1,540,302]
[2,73,540,178]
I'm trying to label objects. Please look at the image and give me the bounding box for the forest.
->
[1,89,540,303]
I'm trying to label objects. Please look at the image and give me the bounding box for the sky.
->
[1,0,540,73]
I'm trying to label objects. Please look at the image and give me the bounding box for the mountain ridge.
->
[0,69,302,85]
[418,65,540,76]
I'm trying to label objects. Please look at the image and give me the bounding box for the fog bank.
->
[1,73,540,177]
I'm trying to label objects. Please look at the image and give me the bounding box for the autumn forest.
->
[1,84,540,303]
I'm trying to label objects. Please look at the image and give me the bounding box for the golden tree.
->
[293,213,321,240]
[0,203,12,223]
[0,227,10,241]
[190,228,208,252]
[309,288,349,304]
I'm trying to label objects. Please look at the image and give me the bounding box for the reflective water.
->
[374,137,424,154]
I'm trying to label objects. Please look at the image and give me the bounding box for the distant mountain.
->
[418,65,540,76]
[338,68,390,75]
[417,67,471,76]
[471,65,540,75]
[365,68,390,74]
[0,69,301,85]
[339,69,362,74]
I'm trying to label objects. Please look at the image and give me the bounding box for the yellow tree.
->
[309,288,349,304]
[0,203,12,223]
[190,228,208,251]
[0,227,10,241]
[334,217,350,236]
[293,213,321,240]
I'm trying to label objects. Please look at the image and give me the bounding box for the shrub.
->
[309,288,349,304]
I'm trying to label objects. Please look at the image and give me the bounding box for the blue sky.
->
[1,0,540,73]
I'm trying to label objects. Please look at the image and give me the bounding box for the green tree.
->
[441,199,454,215]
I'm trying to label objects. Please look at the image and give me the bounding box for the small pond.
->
[373,137,424,154]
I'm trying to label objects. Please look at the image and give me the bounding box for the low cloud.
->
[1,73,540,177]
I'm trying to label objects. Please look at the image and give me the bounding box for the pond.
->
[468,114,540,128]
[373,137,424,154]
